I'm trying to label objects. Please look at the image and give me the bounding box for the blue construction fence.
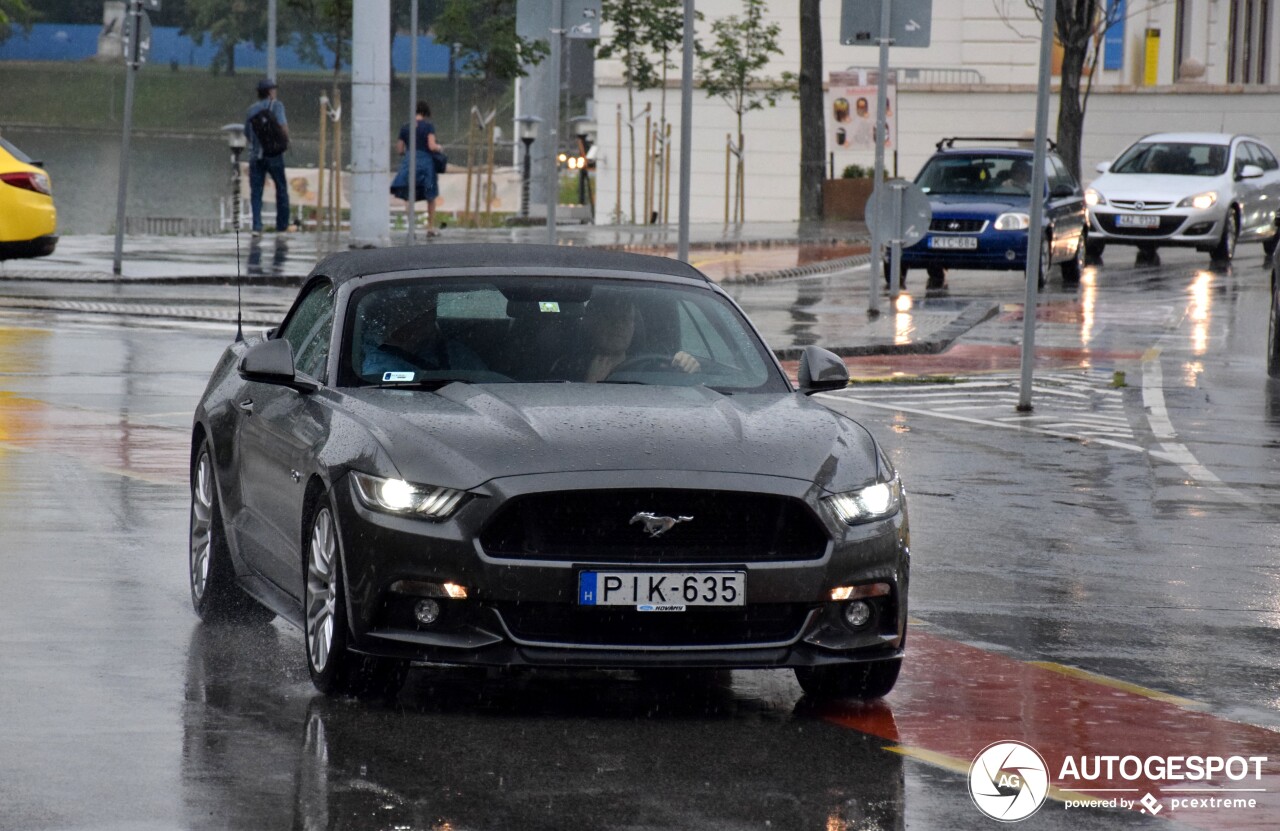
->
[0,23,452,74]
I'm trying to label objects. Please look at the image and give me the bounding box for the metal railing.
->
[845,66,986,86]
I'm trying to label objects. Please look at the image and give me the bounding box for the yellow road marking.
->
[1027,661,1205,710]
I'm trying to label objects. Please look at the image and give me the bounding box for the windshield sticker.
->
[382,371,415,382]
[539,301,561,313]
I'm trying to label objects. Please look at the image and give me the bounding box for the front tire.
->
[794,658,901,701]
[189,441,274,624]
[305,498,406,698]
[1211,209,1239,263]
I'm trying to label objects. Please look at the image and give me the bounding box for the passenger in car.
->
[553,292,701,382]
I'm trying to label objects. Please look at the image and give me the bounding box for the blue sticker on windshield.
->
[382,371,414,382]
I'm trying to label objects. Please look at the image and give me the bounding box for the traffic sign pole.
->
[112,1,145,276]
[867,0,892,315]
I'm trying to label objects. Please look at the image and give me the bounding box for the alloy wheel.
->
[306,507,339,674]
[190,451,214,602]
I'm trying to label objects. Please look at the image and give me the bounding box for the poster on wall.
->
[827,70,897,154]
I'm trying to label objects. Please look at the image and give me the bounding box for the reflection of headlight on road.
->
[1177,191,1218,210]
[995,212,1031,230]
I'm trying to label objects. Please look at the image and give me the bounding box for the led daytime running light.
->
[825,478,903,525]
[351,472,466,519]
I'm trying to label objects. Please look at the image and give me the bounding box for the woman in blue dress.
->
[390,100,442,236]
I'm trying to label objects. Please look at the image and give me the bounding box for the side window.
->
[279,281,335,381]
[1234,142,1257,176]
[1249,142,1279,171]
[1050,156,1077,193]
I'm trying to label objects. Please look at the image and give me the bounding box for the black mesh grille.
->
[929,218,987,233]
[1096,214,1185,237]
[479,489,829,563]
[495,602,815,646]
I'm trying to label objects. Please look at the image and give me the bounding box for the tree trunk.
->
[1054,0,1098,183]
[226,42,236,76]
[798,0,825,221]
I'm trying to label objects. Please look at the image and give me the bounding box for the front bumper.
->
[1088,206,1223,248]
[901,228,1031,272]
[329,469,910,669]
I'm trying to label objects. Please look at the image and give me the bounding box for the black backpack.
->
[249,102,289,157]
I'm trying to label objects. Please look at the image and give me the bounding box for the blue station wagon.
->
[895,138,1088,288]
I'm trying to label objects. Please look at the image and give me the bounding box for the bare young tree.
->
[994,0,1162,180]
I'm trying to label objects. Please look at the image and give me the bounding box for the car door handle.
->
[236,398,254,414]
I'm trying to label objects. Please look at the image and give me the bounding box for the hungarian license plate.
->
[1116,214,1160,228]
[929,235,978,250]
[578,571,745,609]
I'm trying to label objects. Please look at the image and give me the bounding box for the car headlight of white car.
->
[994,212,1031,231]
[1176,191,1218,210]
[1084,188,1105,207]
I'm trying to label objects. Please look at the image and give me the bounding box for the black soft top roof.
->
[310,243,709,285]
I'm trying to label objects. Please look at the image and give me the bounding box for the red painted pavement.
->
[820,632,1280,828]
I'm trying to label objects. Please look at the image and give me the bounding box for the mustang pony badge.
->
[630,512,694,538]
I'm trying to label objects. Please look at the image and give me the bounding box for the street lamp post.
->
[221,123,248,231]
[516,115,541,219]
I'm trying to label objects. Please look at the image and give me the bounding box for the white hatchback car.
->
[1085,132,1280,263]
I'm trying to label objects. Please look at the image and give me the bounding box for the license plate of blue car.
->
[929,236,978,249]
[578,571,746,608]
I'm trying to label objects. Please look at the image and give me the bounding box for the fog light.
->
[414,598,441,625]
[843,600,872,628]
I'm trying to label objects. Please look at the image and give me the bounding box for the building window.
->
[1229,0,1273,83]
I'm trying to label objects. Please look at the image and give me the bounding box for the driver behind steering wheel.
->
[555,291,700,382]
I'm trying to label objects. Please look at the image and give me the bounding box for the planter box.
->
[823,178,875,221]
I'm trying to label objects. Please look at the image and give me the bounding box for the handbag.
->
[432,150,448,174]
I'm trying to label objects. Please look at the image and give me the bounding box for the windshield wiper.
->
[372,377,475,390]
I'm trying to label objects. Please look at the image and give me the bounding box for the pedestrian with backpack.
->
[244,77,291,237]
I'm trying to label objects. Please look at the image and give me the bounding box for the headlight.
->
[350,471,466,519]
[825,477,903,525]
[1176,191,1218,210]
[994,212,1031,231]
[1085,188,1105,207]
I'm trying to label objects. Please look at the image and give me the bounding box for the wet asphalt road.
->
[0,246,1277,829]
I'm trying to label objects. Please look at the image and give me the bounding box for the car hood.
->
[340,383,880,492]
[1090,173,1224,201]
[926,193,1030,216]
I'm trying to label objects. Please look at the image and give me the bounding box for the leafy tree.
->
[180,0,268,76]
[697,0,792,222]
[0,0,34,44]
[36,0,190,25]
[598,0,689,223]
[433,0,547,106]
[287,0,352,78]
[798,0,824,221]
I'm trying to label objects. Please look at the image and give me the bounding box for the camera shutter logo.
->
[968,741,1050,822]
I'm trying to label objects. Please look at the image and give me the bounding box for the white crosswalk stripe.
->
[835,370,1135,441]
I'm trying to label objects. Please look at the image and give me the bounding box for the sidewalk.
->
[0,221,998,361]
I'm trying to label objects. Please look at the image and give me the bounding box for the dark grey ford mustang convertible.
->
[189,244,910,699]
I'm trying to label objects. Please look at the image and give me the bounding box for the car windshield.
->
[915,154,1035,196]
[1110,142,1228,176]
[339,276,787,393]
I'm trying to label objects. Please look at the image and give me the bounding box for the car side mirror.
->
[797,346,849,394]
[1239,163,1265,180]
[1051,183,1076,198]
[1095,161,1112,174]
[239,338,312,390]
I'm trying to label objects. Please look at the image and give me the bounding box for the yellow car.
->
[0,136,57,260]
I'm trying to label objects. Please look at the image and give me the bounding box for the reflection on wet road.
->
[1,246,1279,829]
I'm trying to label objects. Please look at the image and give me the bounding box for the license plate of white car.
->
[929,236,978,249]
[1116,214,1160,228]
[578,571,745,608]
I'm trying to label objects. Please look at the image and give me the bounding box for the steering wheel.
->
[607,352,686,375]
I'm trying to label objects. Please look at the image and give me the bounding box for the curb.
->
[773,301,999,361]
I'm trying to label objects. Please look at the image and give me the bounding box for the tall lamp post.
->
[221,123,248,231]
[516,115,541,219]
[571,115,596,216]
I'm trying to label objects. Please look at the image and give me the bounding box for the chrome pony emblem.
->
[630,512,693,538]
